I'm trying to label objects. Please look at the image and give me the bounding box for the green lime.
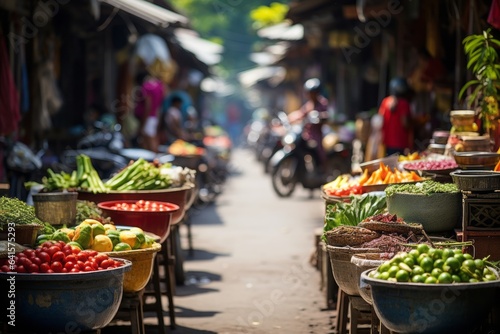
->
[428,248,443,260]
[412,265,425,276]
[388,266,399,278]
[379,272,390,280]
[453,248,463,255]
[420,257,434,273]
[469,278,479,283]
[113,242,132,252]
[412,275,425,283]
[474,259,485,271]
[409,249,420,261]
[403,257,415,268]
[418,253,430,263]
[417,244,430,254]
[396,270,410,282]
[444,257,461,272]
[484,274,498,281]
[454,253,465,264]
[431,268,443,278]
[433,259,444,269]
[442,248,455,259]
[459,271,471,283]
[463,253,473,260]
[438,272,453,284]
[451,275,462,283]
[462,259,476,273]
[378,262,391,273]
[425,276,437,284]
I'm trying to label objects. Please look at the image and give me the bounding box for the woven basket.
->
[33,192,78,227]
[326,245,381,296]
[324,226,380,247]
[358,220,423,235]
[0,224,43,247]
[351,253,388,304]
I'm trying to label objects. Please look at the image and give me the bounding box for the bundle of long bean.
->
[104,158,172,191]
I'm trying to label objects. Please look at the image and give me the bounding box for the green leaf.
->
[459,80,480,100]
[467,52,482,69]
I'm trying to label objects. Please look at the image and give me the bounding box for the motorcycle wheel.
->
[271,156,298,197]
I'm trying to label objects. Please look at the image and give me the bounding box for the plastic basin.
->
[104,242,161,292]
[77,185,190,225]
[0,259,131,333]
[98,201,179,243]
[360,269,500,334]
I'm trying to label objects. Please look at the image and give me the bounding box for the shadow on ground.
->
[102,324,218,334]
[184,248,230,261]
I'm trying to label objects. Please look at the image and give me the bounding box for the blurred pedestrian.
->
[134,71,166,151]
[158,95,188,144]
[378,77,413,156]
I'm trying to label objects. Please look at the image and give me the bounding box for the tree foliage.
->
[250,2,288,30]
[172,0,289,78]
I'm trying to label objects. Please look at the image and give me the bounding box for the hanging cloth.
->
[488,0,500,30]
[0,33,21,136]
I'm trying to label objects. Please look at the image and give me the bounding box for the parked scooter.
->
[269,111,351,197]
[61,121,172,179]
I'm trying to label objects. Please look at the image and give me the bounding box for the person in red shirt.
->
[378,77,413,156]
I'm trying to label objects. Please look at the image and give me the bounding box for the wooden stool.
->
[114,290,145,334]
[143,236,177,330]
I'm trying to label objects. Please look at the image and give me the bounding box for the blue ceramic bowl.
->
[0,259,131,333]
[360,269,500,334]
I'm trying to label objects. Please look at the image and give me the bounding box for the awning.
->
[174,28,224,66]
[257,22,304,41]
[238,66,286,88]
[99,0,188,27]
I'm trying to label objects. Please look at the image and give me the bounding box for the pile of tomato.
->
[0,241,124,274]
[108,200,173,212]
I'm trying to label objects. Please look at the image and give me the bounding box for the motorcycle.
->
[269,111,352,197]
[61,121,173,179]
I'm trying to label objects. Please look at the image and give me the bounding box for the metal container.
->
[0,259,131,333]
[450,170,500,192]
[453,151,500,170]
[361,269,500,334]
[32,192,78,227]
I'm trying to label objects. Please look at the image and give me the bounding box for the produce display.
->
[323,194,387,234]
[402,159,458,171]
[168,139,205,156]
[398,152,421,161]
[105,199,173,212]
[368,244,499,284]
[385,180,459,196]
[30,155,195,193]
[0,240,125,273]
[322,174,362,197]
[37,219,155,252]
[359,163,422,186]
[0,197,44,229]
[76,200,112,224]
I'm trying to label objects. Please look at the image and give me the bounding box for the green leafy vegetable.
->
[323,194,387,241]
[0,196,44,230]
[385,180,459,196]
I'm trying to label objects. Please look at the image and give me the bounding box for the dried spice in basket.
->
[324,226,380,247]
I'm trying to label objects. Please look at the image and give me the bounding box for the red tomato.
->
[86,250,98,258]
[65,254,77,263]
[70,268,80,273]
[1,265,10,272]
[19,258,32,268]
[52,251,65,263]
[100,259,111,269]
[84,266,93,272]
[17,252,26,259]
[28,263,39,273]
[38,251,50,263]
[77,261,86,270]
[64,262,74,270]
[61,268,68,273]
[94,254,108,265]
[31,257,42,266]
[39,263,51,273]
[63,245,73,256]
[51,261,63,273]
[47,269,54,273]
[41,241,54,249]
[77,252,89,262]
[23,249,34,257]
[47,246,61,257]
[16,265,26,273]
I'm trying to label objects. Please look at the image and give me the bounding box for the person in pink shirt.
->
[135,72,166,151]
